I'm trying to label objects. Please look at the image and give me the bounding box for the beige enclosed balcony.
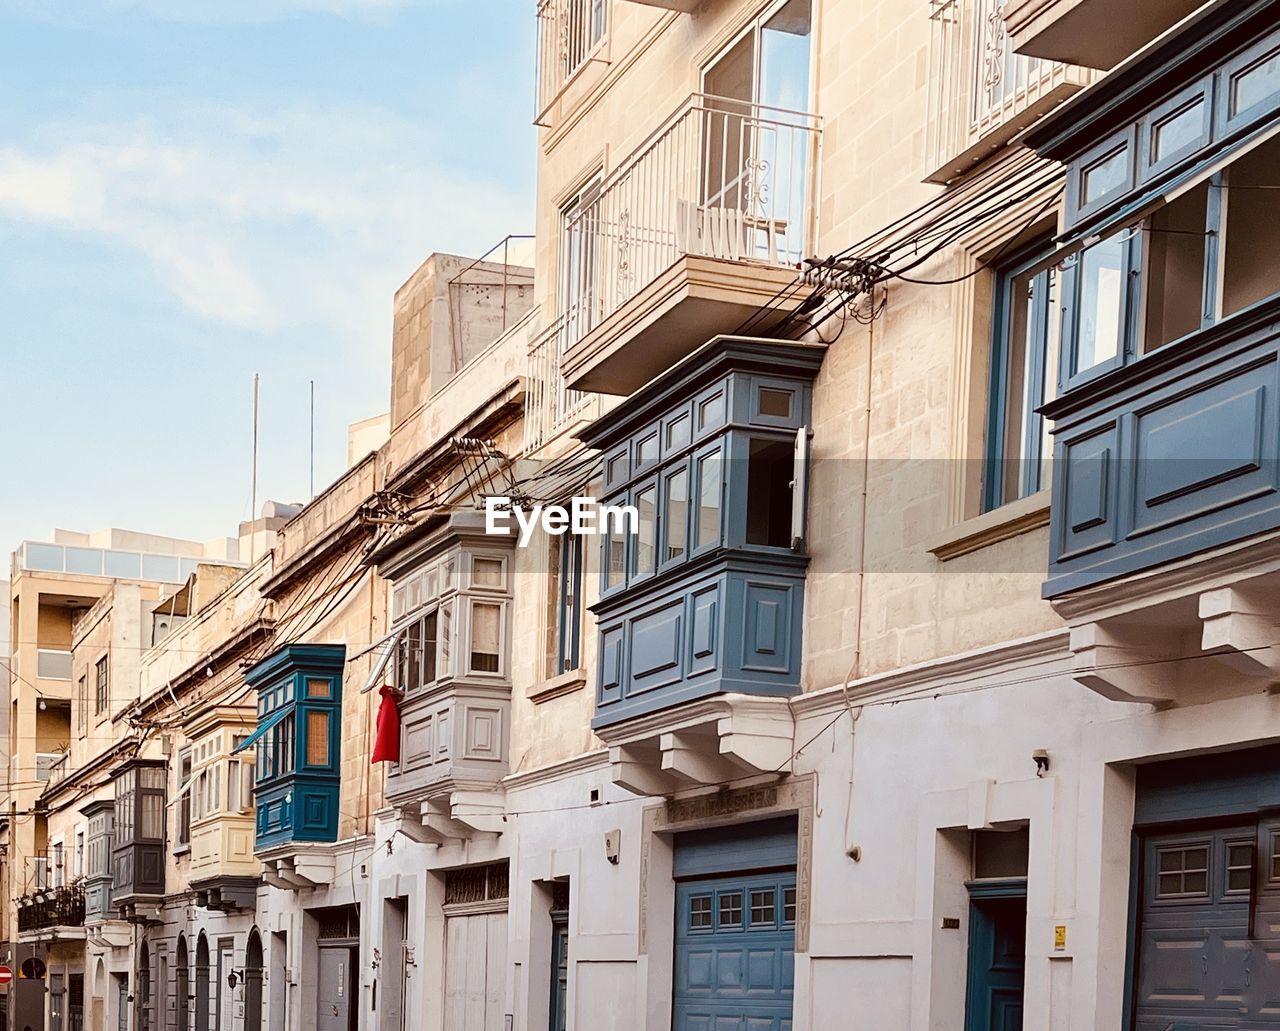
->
[559,92,820,395]
[925,0,1096,183]
[1002,0,1201,71]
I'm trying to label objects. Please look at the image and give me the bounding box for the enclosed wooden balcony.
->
[559,93,820,395]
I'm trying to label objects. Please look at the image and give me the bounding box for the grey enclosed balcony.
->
[559,92,820,395]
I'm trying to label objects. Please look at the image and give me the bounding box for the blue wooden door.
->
[674,872,796,1031]
[965,885,1026,1031]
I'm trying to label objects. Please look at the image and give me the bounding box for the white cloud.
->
[0,105,531,340]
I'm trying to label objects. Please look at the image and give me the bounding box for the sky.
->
[0,0,536,559]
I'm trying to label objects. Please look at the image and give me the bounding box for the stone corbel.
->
[1069,622,1175,707]
[1199,585,1280,685]
[610,744,681,797]
[420,797,473,844]
[449,790,508,835]
[659,729,741,786]
[716,712,795,773]
[260,860,294,892]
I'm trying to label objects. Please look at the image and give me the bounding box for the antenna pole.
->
[251,373,260,520]
[310,379,316,500]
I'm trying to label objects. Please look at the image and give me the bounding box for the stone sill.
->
[528,668,588,704]
[926,489,1051,562]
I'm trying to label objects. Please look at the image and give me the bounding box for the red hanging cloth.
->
[371,685,402,764]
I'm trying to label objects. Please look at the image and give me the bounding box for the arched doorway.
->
[175,936,189,1031]
[243,931,264,1031]
[138,943,151,1031]
[194,934,210,1031]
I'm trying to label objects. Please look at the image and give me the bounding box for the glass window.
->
[697,392,726,432]
[1142,182,1208,351]
[718,892,743,928]
[1074,234,1126,376]
[305,678,332,698]
[636,434,658,469]
[440,602,454,677]
[666,415,691,452]
[1223,135,1280,316]
[986,243,1059,510]
[783,886,797,925]
[758,387,794,419]
[749,889,776,926]
[470,602,502,674]
[305,711,330,767]
[689,894,712,930]
[634,486,656,575]
[551,534,583,676]
[141,792,164,840]
[95,657,109,714]
[1156,844,1210,897]
[664,468,689,562]
[422,610,439,684]
[1231,47,1280,117]
[695,452,722,548]
[1081,146,1128,206]
[1151,99,1205,164]
[605,516,626,589]
[1226,842,1253,894]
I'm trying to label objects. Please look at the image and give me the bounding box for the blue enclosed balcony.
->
[240,644,345,856]
[1027,6,1280,601]
[582,336,824,742]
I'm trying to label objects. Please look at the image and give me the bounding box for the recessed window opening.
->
[1223,134,1280,316]
[746,438,794,547]
[1143,181,1209,351]
[972,827,1030,880]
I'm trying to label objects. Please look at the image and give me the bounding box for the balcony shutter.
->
[790,425,809,551]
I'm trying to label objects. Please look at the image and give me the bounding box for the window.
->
[745,439,794,547]
[718,891,743,928]
[695,452,722,548]
[469,602,502,674]
[1226,841,1254,894]
[985,240,1059,510]
[749,889,776,926]
[633,485,656,575]
[94,656,108,715]
[77,675,86,736]
[562,0,607,80]
[1156,843,1210,898]
[305,711,330,766]
[1073,233,1126,376]
[689,894,712,930]
[560,174,603,345]
[549,533,584,677]
[177,750,192,846]
[549,881,571,1031]
[664,468,689,563]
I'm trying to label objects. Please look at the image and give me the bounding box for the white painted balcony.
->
[559,92,820,394]
[925,0,1095,183]
[535,0,608,124]
[523,314,595,454]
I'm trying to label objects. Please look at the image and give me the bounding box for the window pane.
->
[305,711,330,766]
[141,793,164,840]
[758,388,793,419]
[665,469,689,562]
[1075,235,1125,375]
[1081,146,1128,205]
[634,487,656,574]
[305,678,332,698]
[696,453,722,547]
[605,520,626,589]
[403,619,422,692]
[1151,99,1204,164]
[470,602,501,674]
[1142,182,1207,351]
[1223,134,1280,316]
[636,435,658,468]
[1231,48,1280,117]
[423,610,439,684]
[718,892,743,928]
[689,895,712,930]
[666,415,691,452]
[990,251,1059,510]
[139,768,165,790]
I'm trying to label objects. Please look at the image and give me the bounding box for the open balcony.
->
[523,313,596,453]
[1003,0,1199,72]
[559,92,820,395]
[17,882,86,941]
[925,0,1094,183]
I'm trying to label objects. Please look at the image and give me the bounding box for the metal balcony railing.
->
[17,881,86,932]
[36,751,66,783]
[524,315,592,453]
[926,0,1095,182]
[535,0,608,123]
[559,92,821,342]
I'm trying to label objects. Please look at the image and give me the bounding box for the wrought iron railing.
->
[535,0,608,123]
[559,92,820,340]
[524,314,591,453]
[17,881,86,932]
[926,0,1095,181]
